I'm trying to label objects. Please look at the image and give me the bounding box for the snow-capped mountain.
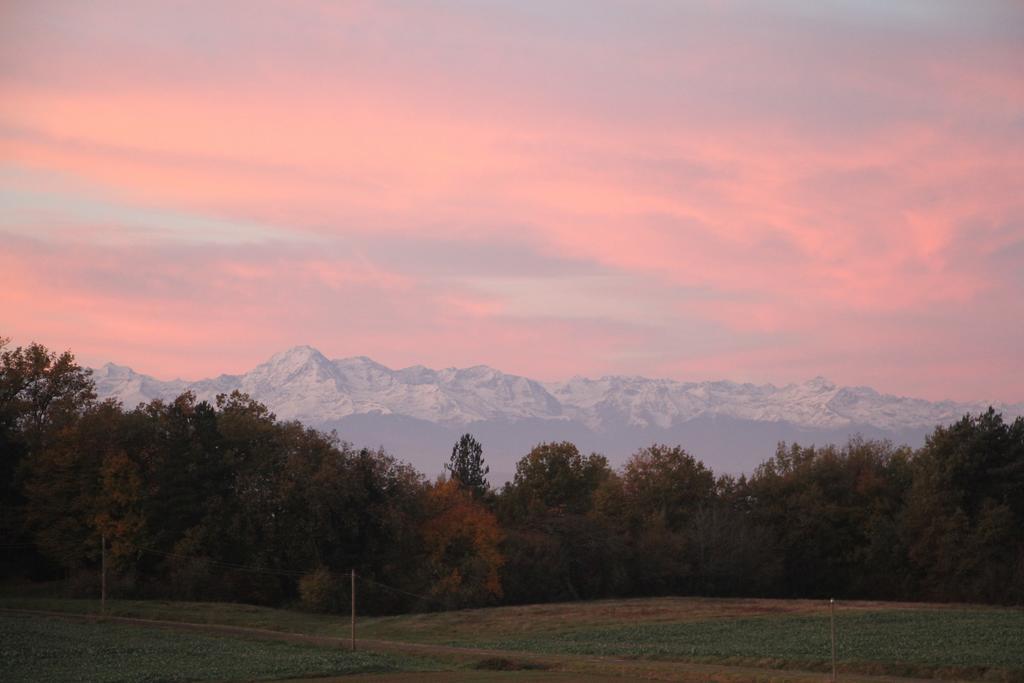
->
[93,345,1023,478]
[544,373,1003,432]
[95,346,565,426]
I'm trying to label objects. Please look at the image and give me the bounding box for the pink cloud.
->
[1,1,1022,402]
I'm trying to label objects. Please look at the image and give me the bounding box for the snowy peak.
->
[93,362,189,410]
[92,348,1024,433]
[268,344,331,366]
[805,375,837,392]
[257,345,335,380]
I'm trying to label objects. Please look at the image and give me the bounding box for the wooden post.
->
[101,534,107,617]
[830,598,837,682]
[350,568,356,651]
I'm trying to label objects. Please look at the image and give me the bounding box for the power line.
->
[0,540,311,577]
[129,544,308,578]
[356,573,448,608]
[12,536,456,611]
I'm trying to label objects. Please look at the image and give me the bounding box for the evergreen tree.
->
[445,433,489,497]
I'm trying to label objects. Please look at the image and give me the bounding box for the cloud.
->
[0,165,306,245]
[1,0,1021,402]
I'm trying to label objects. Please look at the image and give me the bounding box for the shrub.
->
[299,566,343,613]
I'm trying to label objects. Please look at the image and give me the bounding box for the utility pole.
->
[101,534,107,618]
[350,568,356,651]
[830,598,837,682]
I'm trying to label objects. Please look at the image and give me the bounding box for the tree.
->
[615,445,717,595]
[746,438,913,598]
[621,444,715,532]
[0,339,95,454]
[445,433,489,497]
[421,478,504,607]
[497,442,620,602]
[502,441,610,519]
[1,339,96,578]
[903,409,1024,602]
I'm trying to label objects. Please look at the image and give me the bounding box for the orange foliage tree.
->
[421,478,504,608]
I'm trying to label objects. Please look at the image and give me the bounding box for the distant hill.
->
[93,345,1023,481]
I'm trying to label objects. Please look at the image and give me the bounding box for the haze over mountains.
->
[93,345,1023,481]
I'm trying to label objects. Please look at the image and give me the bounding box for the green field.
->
[449,609,1024,669]
[364,597,1024,680]
[2,594,1022,681]
[0,612,441,683]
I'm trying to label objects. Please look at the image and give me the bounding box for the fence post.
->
[350,568,356,651]
[830,598,837,682]
[101,535,107,618]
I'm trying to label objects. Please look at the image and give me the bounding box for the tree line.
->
[2,339,1022,611]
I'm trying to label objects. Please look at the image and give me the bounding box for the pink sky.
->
[2,1,1022,402]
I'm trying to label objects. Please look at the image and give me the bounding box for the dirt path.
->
[1,607,960,683]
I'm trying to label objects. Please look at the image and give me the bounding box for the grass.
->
[363,598,1024,680]
[357,595,824,642]
[3,592,1023,681]
[450,609,1024,669]
[280,673,638,682]
[0,612,442,683]
[0,590,349,638]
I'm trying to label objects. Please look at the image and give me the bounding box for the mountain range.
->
[92,345,1023,481]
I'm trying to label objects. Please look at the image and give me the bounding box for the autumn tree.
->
[23,401,123,571]
[421,478,504,608]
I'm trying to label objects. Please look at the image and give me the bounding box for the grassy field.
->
[0,593,352,637]
[362,597,1024,680]
[0,610,650,683]
[2,593,1022,681]
[0,612,441,683]
[445,609,1024,670]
